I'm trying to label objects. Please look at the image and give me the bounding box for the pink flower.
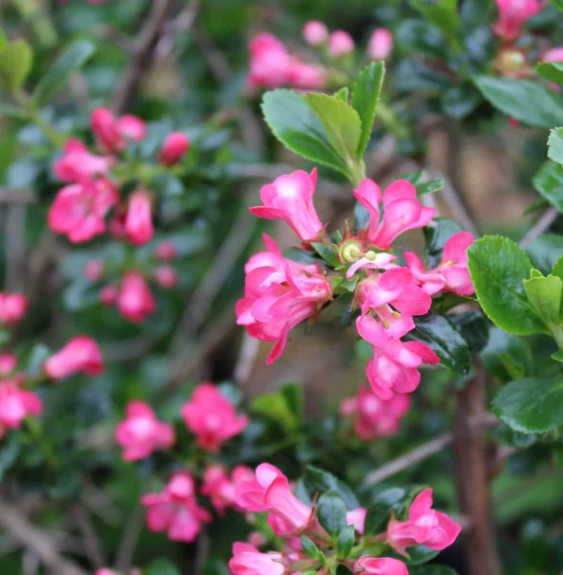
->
[141,471,211,542]
[44,336,104,380]
[181,383,248,452]
[493,0,544,41]
[0,380,42,431]
[404,231,475,296]
[0,293,27,326]
[84,259,104,281]
[303,21,329,45]
[117,272,156,323]
[354,179,435,250]
[387,488,461,555]
[287,61,326,89]
[159,132,191,166]
[115,400,175,461]
[248,33,293,89]
[48,178,119,243]
[154,241,177,261]
[124,190,154,246]
[341,386,410,440]
[229,543,286,575]
[201,464,253,514]
[356,315,439,399]
[100,284,118,306]
[0,353,17,376]
[54,139,113,183]
[90,108,146,154]
[354,556,408,575]
[368,28,393,60]
[249,169,324,242]
[154,266,178,289]
[347,507,367,534]
[329,30,355,57]
[542,46,563,62]
[235,234,332,365]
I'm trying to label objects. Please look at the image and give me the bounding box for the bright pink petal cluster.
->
[329,30,355,57]
[90,108,146,154]
[115,400,175,461]
[229,543,286,575]
[341,386,410,440]
[367,28,394,61]
[236,234,332,364]
[387,488,461,555]
[0,379,42,439]
[44,336,103,380]
[181,383,249,452]
[354,556,408,575]
[141,471,211,542]
[124,190,154,246]
[54,139,113,183]
[201,464,254,514]
[303,21,329,46]
[493,0,544,41]
[0,293,27,326]
[159,132,191,166]
[117,272,156,323]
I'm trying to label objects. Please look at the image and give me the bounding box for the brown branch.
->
[72,505,105,569]
[520,206,559,249]
[0,498,88,575]
[4,204,27,291]
[115,504,144,573]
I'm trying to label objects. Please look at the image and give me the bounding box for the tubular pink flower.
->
[154,266,178,289]
[54,139,113,183]
[329,30,355,57]
[404,231,475,296]
[493,0,544,41]
[347,507,367,534]
[124,190,154,246]
[354,179,435,250]
[115,400,175,461]
[117,272,156,323]
[154,242,177,261]
[0,380,42,431]
[116,115,146,142]
[90,108,146,153]
[236,234,332,365]
[44,336,104,380]
[287,60,326,89]
[84,259,104,281]
[249,169,324,242]
[303,21,329,45]
[0,293,27,326]
[141,471,211,543]
[367,28,394,60]
[229,543,286,575]
[181,383,248,452]
[387,488,461,555]
[159,132,191,166]
[100,284,118,306]
[542,46,563,62]
[48,178,119,243]
[248,33,293,89]
[354,556,408,575]
[356,315,439,399]
[0,353,17,376]
[341,386,411,440]
[201,464,253,514]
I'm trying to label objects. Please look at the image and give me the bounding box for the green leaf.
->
[410,566,459,575]
[252,391,299,434]
[480,327,533,382]
[467,236,547,335]
[548,127,563,167]
[537,62,563,85]
[311,242,340,267]
[33,39,95,105]
[334,86,349,102]
[145,558,181,575]
[280,382,303,422]
[526,233,563,273]
[553,254,563,280]
[449,310,490,353]
[303,465,359,509]
[262,90,358,179]
[0,434,20,481]
[337,525,355,558]
[351,61,385,157]
[533,160,563,213]
[404,546,440,565]
[301,536,323,559]
[552,349,563,362]
[364,487,408,535]
[317,490,347,537]
[410,0,461,50]
[551,0,563,12]
[473,76,563,128]
[423,217,462,267]
[416,178,444,196]
[522,271,562,327]
[493,377,563,433]
[410,314,472,374]
[0,40,33,95]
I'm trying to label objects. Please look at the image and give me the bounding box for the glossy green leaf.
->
[404,546,440,564]
[416,178,444,196]
[303,465,359,509]
[301,536,323,560]
[551,0,563,11]
[410,314,472,374]
[526,233,563,274]
[473,76,563,128]
[311,242,341,267]
[533,160,563,213]
[317,490,347,537]
[410,0,461,50]
[423,217,462,267]
[537,62,563,85]
[410,566,459,575]
[33,39,95,105]
[548,127,563,167]
[467,236,547,335]
[553,254,563,280]
[336,525,355,558]
[0,40,33,95]
[552,349,563,362]
[493,377,563,433]
[522,272,562,326]
[364,487,408,535]
[145,558,181,575]
[0,434,20,481]
[351,61,385,157]
[449,310,490,353]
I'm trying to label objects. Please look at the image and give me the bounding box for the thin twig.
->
[5,204,27,291]
[0,498,88,575]
[520,206,559,249]
[72,504,106,569]
[115,504,144,573]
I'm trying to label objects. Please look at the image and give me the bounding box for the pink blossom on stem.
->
[387,488,461,555]
[329,30,355,57]
[115,400,175,461]
[235,234,332,365]
[493,0,544,41]
[0,380,42,432]
[347,507,367,534]
[341,386,411,440]
[201,464,254,514]
[181,383,248,452]
[54,139,113,183]
[154,266,178,289]
[404,231,475,296]
[356,315,439,399]
[248,33,293,89]
[353,556,408,575]
[542,46,563,62]
[0,353,17,376]
[354,179,435,250]
[48,178,119,243]
[229,543,286,575]
[159,132,191,166]
[141,471,212,542]
[84,259,104,281]
[154,241,177,261]
[287,60,326,89]
[249,169,324,242]
[100,284,118,306]
[117,272,156,323]
[124,190,154,246]
[303,21,329,46]
[90,108,146,154]
[367,28,394,60]
[0,293,27,326]
[44,336,104,380]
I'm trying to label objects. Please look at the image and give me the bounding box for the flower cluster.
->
[228,463,461,574]
[493,0,544,42]
[237,169,475,399]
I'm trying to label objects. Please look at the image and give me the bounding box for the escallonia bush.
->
[0,0,562,574]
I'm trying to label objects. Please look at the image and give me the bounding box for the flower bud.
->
[328,30,354,57]
[367,28,393,60]
[154,266,178,288]
[303,21,329,46]
[159,132,191,166]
